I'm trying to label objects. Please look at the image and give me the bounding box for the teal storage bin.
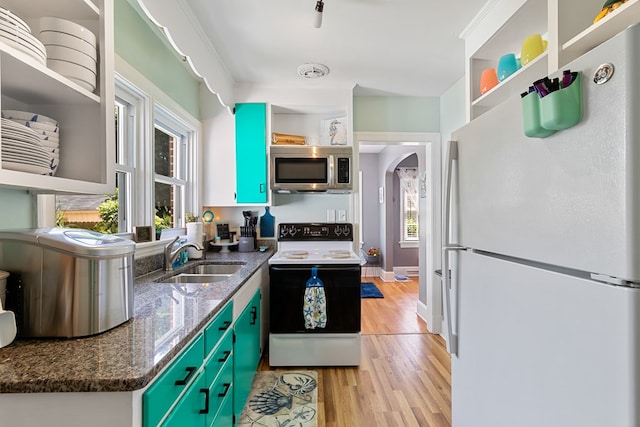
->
[539,72,582,131]
[522,92,556,138]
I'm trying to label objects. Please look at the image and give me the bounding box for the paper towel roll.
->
[186,222,204,259]
[0,294,16,348]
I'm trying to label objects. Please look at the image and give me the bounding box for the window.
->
[52,74,199,238]
[397,167,418,247]
[55,87,137,233]
[153,104,196,230]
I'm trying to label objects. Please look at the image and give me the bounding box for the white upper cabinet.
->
[462,0,640,122]
[0,0,114,194]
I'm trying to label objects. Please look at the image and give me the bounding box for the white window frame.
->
[113,59,200,236]
[398,168,419,249]
[37,58,201,252]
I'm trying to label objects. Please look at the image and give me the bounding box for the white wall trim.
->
[354,131,443,334]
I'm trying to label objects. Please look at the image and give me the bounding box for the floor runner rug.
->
[361,282,384,298]
[238,370,318,427]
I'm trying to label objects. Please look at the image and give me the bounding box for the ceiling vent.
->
[297,63,330,79]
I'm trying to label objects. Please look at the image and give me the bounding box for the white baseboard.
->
[393,266,419,277]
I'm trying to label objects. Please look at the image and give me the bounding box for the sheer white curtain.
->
[396,167,418,207]
[397,167,419,241]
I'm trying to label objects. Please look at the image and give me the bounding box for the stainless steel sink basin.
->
[182,263,244,275]
[167,274,230,284]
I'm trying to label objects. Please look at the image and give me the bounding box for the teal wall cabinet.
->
[233,289,262,421]
[235,103,268,204]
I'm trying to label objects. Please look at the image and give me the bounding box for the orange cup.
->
[480,68,499,95]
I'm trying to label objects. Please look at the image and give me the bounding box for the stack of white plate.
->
[38,17,97,92]
[2,110,59,175]
[0,7,46,66]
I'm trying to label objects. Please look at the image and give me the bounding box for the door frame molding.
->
[354,131,443,333]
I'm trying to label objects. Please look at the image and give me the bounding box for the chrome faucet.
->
[164,236,204,271]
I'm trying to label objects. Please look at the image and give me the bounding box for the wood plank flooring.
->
[259,276,452,426]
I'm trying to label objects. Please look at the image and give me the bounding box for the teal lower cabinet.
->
[213,392,234,427]
[143,334,205,427]
[161,372,207,426]
[143,301,234,427]
[233,289,262,421]
[205,332,234,426]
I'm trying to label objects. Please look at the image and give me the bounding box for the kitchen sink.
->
[167,274,230,284]
[181,263,244,275]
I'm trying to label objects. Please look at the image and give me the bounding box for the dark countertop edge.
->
[0,249,274,394]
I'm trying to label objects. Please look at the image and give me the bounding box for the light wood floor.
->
[259,276,452,426]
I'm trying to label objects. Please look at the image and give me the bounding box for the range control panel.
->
[277,223,353,241]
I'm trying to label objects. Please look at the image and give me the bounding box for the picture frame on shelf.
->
[215,221,231,241]
[134,226,152,243]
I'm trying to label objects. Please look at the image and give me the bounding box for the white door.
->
[452,250,640,427]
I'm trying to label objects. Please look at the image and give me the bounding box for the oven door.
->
[269,264,361,333]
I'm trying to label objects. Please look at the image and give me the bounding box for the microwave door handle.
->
[328,155,335,186]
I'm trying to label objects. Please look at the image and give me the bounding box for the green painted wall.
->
[439,77,466,143]
[0,189,32,228]
[115,0,200,118]
[353,96,440,132]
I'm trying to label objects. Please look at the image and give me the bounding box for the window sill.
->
[399,241,418,249]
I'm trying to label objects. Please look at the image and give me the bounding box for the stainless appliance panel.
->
[0,229,134,338]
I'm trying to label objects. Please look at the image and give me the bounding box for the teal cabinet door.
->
[235,103,267,203]
[143,334,205,427]
[233,289,262,420]
[162,372,207,427]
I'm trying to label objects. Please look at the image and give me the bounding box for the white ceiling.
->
[182,0,489,97]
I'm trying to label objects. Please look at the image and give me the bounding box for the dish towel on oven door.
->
[303,267,327,329]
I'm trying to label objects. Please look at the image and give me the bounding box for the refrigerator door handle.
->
[444,140,458,247]
[442,245,462,356]
[442,140,462,356]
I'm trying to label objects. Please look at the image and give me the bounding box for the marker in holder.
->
[521,71,583,138]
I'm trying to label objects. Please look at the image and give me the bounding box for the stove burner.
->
[281,250,309,259]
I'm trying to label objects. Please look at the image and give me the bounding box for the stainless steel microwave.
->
[270,145,352,193]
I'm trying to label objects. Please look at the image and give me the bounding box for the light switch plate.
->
[327,209,336,223]
[338,210,346,222]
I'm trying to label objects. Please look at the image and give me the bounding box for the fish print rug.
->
[238,370,318,427]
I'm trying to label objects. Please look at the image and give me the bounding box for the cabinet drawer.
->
[206,330,233,385]
[143,334,205,427]
[161,371,208,427]
[207,358,234,427]
[211,385,234,427]
[204,302,233,356]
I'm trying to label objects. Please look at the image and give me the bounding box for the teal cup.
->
[497,53,520,82]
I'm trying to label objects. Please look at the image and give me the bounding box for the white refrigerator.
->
[443,24,640,427]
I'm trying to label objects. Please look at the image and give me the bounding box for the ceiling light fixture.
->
[313,0,324,28]
[297,63,330,79]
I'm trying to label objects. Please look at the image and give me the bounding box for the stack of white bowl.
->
[0,7,46,65]
[2,110,59,175]
[37,17,97,92]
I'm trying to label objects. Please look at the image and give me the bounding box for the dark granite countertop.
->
[0,248,274,393]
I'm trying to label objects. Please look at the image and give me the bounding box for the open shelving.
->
[463,0,640,122]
